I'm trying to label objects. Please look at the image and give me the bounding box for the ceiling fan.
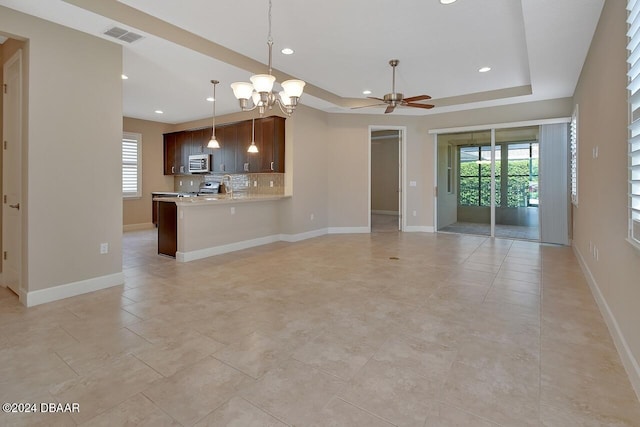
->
[354,59,434,114]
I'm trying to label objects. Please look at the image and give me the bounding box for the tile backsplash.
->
[174,173,284,195]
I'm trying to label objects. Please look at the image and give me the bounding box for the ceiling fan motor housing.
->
[384,93,404,103]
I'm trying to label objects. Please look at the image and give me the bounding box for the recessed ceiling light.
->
[440,0,457,4]
[121,74,128,80]
[363,90,372,95]
[206,97,214,102]
[281,48,294,55]
[478,67,492,73]
[154,110,164,114]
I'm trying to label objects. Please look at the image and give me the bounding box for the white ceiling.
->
[0,0,604,124]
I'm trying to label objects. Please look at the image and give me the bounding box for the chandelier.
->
[230,0,305,116]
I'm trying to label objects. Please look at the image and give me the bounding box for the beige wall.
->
[371,134,399,213]
[280,105,329,234]
[0,7,123,294]
[572,0,640,394]
[326,99,572,231]
[123,117,173,227]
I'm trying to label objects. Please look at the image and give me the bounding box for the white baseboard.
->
[327,227,370,234]
[124,223,155,232]
[372,210,399,216]
[177,235,282,262]
[404,226,435,233]
[573,245,640,401]
[280,228,328,242]
[24,272,125,307]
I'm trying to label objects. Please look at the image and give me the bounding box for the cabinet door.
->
[176,131,192,175]
[163,133,177,175]
[258,116,286,173]
[219,125,237,173]
[272,116,285,173]
[236,120,258,172]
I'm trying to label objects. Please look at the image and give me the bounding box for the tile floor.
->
[439,221,540,241]
[1,230,639,426]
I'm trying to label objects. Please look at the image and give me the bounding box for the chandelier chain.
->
[267,0,273,75]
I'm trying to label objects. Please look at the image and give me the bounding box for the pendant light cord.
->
[211,80,219,138]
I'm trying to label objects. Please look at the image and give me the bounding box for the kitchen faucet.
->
[223,174,233,198]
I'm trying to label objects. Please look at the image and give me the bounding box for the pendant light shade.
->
[207,136,220,149]
[208,79,220,149]
[247,119,259,153]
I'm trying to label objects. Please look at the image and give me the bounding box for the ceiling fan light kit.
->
[354,59,434,114]
[230,0,305,117]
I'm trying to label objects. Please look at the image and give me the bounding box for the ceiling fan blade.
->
[403,95,432,102]
[366,96,385,101]
[405,102,435,109]
[351,103,386,109]
[384,105,396,114]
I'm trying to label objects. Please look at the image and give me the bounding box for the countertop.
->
[153,193,290,206]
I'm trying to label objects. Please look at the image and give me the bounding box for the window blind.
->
[122,133,142,198]
[570,106,578,205]
[628,0,640,245]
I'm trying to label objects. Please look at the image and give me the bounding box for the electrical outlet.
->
[190,180,193,186]
[254,181,257,187]
[310,213,315,221]
[230,207,235,215]
[412,210,417,217]
[179,180,182,186]
[270,181,274,187]
[100,243,109,254]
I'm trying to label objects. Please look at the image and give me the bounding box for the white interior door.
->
[2,50,23,295]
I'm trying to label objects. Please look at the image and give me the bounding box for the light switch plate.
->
[410,181,417,187]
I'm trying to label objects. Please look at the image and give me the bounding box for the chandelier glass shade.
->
[230,0,305,116]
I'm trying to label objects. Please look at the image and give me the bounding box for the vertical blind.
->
[122,133,141,198]
[628,0,640,245]
[570,106,578,205]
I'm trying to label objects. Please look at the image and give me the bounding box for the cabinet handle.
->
[172,166,175,174]
[270,161,274,171]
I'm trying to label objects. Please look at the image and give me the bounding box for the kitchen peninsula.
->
[155,194,290,261]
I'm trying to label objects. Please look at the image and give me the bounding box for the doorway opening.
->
[2,48,23,297]
[369,127,405,232]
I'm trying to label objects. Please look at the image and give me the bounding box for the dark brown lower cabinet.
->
[157,201,177,257]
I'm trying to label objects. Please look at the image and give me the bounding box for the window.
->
[458,145,500,207]
[122,132,142,198]
[570,105,578,205]
[628,1,640,246]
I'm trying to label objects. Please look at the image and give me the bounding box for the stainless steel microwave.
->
[188,154,211,173]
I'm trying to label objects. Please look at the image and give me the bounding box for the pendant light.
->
[248,119,259,153]
[207,80,220,149]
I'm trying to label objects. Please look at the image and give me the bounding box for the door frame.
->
[2,49,23,296]
[368,125,407,232]
[431,117,570,235]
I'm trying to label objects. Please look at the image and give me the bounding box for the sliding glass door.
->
[436,126,540,241]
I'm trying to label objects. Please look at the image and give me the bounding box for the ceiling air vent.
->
[103,26,144,44]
